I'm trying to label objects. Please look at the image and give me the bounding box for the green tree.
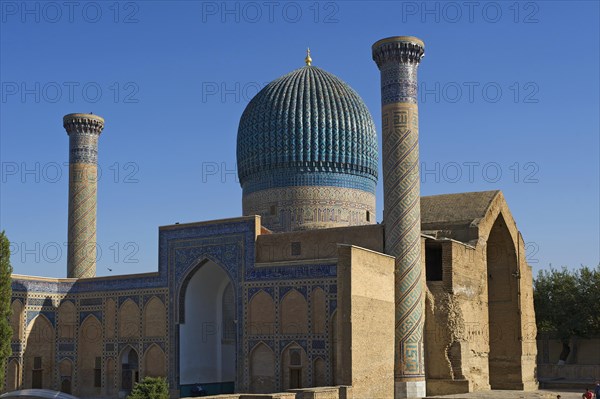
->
[0,231,13,391]
[534,265,600,361]
[128,377,169,399]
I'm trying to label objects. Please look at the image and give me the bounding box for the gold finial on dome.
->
[305,48,312,66]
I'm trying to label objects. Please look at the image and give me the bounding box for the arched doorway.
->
[249,342,275,393]
[6,359,20,391]
[179,260,236,396]
[58,358,73,394]
[23,314,55,389]
[120,347,139,392]
[487,214,522,388]
[280,342,307,390]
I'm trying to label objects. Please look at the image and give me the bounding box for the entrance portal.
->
[179,260,236,396]
[487,214,522,389]
[120,348,139,392]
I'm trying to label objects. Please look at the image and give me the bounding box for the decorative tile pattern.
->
[79,310,102,323]
[243,185,376,232]
[248,286,274,299]
[237,66,378,185]
[10,210,342,394]
[372,39,424,105]
[312,340,326,349]
[237,66,378,233]
[242,171,377,195]
[373,38,426,380]
[26,310,55,327]
[80,297,103,306]
[161,218,255,389]
[63,114,105,279]
[27,297,55,307]
[59,343,75,352]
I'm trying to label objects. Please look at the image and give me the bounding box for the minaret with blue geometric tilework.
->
[63,113,104,279]
[372,36,426,398]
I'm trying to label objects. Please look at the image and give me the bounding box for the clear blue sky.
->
[1,1,598,278]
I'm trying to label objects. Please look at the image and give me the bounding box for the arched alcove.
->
[247,290,275,335]
[249,342,275,394]
[144,344,166,378]
[143,296,166,337]
[10,300,23,340]
[280,342,308,390]
[58,301,75,339]
[179,259,236,395]
[119,299,140,338]
[78,315,103,397]
[105,357,116,396]
[487,213,522,388]
[23,314,55,389]
[280,289,308,334]
[6,359,20,391]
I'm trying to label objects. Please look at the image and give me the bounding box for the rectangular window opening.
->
[425,243,443,281]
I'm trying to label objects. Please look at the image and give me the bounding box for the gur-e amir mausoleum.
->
[3,36,538,399]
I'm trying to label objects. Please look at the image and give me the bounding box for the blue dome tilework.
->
[237,66,378,193]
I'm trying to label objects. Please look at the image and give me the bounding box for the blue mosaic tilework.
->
[373,37,426,379]
[280,286,307,298]
[237,66,378,188]
[79,297,103,306]
[143,293,166,306]
[372,39,424,105]
[11,343,21,353]
[329,299,337,315]
[27,297,55,307]
[118,342,138,355]
[10,216,341,391]
[312,340,326,349]
[26,310,55,327]
[59,343,75,352]
[118,295,140,307]
[242,171,377,195]
[248,286,274,299]
[162,218,256,389]
[280,339,308,352]
[10,296,23,304]
[143,341,166,353]
[246,263,336,281]
[79,311,102,323]
[11,272,166,294]
[248,340,275,351]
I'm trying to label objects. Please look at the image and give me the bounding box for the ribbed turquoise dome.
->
[236,66,378,194]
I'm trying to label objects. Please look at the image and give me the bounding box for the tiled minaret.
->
[372,36,426,398]
[63,113,104,279]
